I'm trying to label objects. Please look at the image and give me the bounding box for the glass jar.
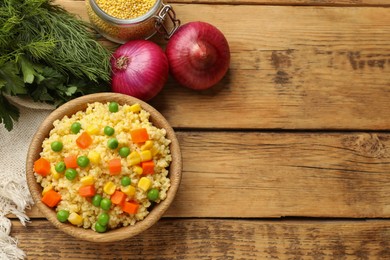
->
[86,0,180,44]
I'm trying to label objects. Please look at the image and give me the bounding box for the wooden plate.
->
[5,94,55,110]
[26,92,182,242]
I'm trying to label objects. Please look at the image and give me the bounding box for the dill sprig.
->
[0,0,112,131]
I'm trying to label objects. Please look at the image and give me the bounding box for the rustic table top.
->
[10,0,390,258]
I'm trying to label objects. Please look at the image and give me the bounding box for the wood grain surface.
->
[172,0,390,5]
[23,131,390,219]
[11,219,390,259]
[14,0,390,259]
[69,0,390,6]
[61,1,390,130]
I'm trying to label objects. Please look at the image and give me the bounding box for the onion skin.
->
[166,21,230,90]
[110,40,169,101]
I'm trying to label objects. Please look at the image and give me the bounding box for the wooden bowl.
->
[26,93,182,242]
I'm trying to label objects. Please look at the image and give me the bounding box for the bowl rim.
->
[26,92,182,242]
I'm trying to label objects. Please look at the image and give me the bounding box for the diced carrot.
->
[41,189,61,207]
[141,160,155,175]
[122,201,139,214]
[130,128,149,143]
[111,190,126,206]
[64,155,78,169]
[78,185,96,197]
[33,158,51,176]
[76,132,93,149]
[108,158,121,175]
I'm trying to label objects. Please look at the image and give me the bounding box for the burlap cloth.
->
[0,97,53,259]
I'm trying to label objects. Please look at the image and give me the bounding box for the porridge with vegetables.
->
[33,101,172,233]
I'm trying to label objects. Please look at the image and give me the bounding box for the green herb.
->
[0,0,112,131]
[0,94,19,131]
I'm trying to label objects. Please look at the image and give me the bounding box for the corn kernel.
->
[133,165,143,175]
[138,177,151,192]
[140,150,152,162]
[151,146,159,156]
[128,158,141,166]
[88,151,101,164]
[80,176,94,186]
[127,151,141,166]
[42,185,53,196]
[50,165,61,180]
[121,185,136,197]
[103,181,116,195]
[129,103,141,113]
[129,151,140,159]
[68,212,83,226]
[86,125,100,135]
[141,140,153,151]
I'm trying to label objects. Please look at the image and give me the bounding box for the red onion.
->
[110,40,169,101]
[166,21,230,90]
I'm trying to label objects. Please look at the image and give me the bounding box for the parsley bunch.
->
[0,0,112,131]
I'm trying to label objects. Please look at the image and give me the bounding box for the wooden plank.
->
[169,132,390,218]
[61,1,390,130]
[181,0,390,6]
[70,0,390,6]
[11,219,390,259]
[24,131,390,219]
[151,4,390,130]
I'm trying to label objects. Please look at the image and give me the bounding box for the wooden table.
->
[10,0,390,258]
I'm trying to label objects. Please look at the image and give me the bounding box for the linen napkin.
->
[0,99,51,259]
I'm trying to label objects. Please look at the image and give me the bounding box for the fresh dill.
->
[0,0,112,131]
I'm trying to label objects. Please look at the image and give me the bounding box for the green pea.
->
[147,188,159,201]
[95,222,107,233]
[100,198,111,210]
[77,155,90,168]
[108,102,119,113]
[71,122,82,134]
[121,176,131,186]
[65,168,77,180]
[57,210,69,223]
[119,147,130,158]
[55,161,66,173]
[104,126,115,136]
[107,138,118,149]
[97,212,110,226]
[51,141,63,152]
[92,194,102,207]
